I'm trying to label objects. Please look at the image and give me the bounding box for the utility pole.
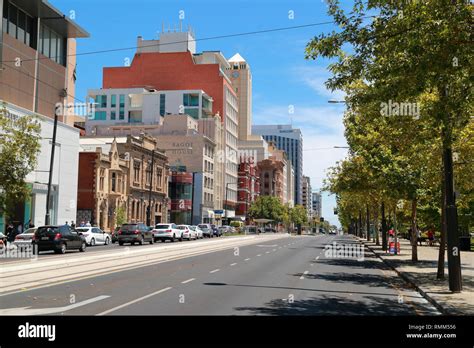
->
[45,108,59,225]
[146,150,155,227]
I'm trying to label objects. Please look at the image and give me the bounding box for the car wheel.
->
[79,241,86,252]
[171,234,176,242]
[131,241,135,246]
[138,236,144,245]
[118,241,124,246]
[161,239,166,243]
[179,234,183,242]
[90,238,95,246]
[105,237,110,245]
[149,237,154,245]
[55,243,66,254]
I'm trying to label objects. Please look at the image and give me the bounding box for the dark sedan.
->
[33,225,87,254]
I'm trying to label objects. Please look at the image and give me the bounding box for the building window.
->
[99,169,105,191]
[111,172,116,192]
[111,111,116,120]
[133,161,140,183]
[159,94,166,116]
[95,95,107,108]
[183,94,199,107]
[156,168,162,190]
[93,111,106,120]
[119,95,125,107]
[111,95,116,108]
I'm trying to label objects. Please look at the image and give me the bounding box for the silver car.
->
[13,228,37,249]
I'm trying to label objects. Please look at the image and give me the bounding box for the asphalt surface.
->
[0,234,440,315]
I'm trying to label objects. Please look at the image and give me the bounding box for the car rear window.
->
[198,224,208,228]
[121,224,138,231]
[76,228,89,232]
[37,227,59,236]
[177,226,187,230]
[155,224,171,229]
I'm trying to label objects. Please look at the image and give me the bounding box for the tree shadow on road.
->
[233,294,427,316]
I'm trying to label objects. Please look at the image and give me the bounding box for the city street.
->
[0,234,440,315]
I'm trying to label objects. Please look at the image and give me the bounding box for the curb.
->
[355,237,450,315]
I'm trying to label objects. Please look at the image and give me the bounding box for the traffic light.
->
[334,208,338,215]
[320,217,324,222]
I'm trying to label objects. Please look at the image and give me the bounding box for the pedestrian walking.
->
[427,229,434,246]
[71,221,76,229]
[28,219,35,228]
[17,223,23,235]
[85,221,91,227]
[416,229,422,246]
[6,222,14,246]
[80,221,85,227]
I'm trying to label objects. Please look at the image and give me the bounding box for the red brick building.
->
[236,156,260,220]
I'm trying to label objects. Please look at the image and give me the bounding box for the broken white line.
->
[181,278,195,284]
[300,271,309,280]
[210,269,220,273]
[244,258,250,261]
[230,263,237,266]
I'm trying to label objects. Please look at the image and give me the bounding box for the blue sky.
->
[53,0,349,227]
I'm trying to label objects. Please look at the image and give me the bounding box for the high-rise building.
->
[252,125,303,205]
[312,191,322,218]
[302,176,312,216]
[0,0,89,231]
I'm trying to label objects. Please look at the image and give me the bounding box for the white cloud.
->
[292,65,346,100]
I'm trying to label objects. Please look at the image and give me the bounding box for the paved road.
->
[0,234,440,315]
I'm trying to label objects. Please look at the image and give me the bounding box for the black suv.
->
[33,225,87,254]
[118,223,154,246]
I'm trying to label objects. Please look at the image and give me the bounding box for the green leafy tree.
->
[289,205,308,226]
[248,196,284,222]
[115,205,127,227]
[0,104,41,221]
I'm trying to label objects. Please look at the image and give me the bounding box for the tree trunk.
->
[411,199,418,262]
[366,204,370,241]
[381,202,387,251]
[437,163,447,279]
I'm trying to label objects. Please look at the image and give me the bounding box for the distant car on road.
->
[75,226,110,246]
[198,224,214,238]
[117,223,154,246]
[33,225,86,254]
[152,223,182,242]
[0,232,7,248]
[178,225,197,240]
[190,225,204,239]
[13,228,37,249]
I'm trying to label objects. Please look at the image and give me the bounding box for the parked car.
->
[75,226,110,246]
[218,226,230,234]
[13,228,37,249]
[178,225,196,241]
[117,223,154,246]
[112,226,120,243]
[190,225,204,239]
[151,223,182,242]
[198,224,214,238]
[244,226,258,234]
[33,225,86,254]
[0,232,6,248]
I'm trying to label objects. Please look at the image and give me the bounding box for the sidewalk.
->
[358,236,474,315]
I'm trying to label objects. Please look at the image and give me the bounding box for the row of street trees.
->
[305,0,473,292]
[248,196,308,233]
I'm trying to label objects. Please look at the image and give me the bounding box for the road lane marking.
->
[0,295,110,315]
[210,269,220,273]
[230,263,237,266]
[265,251,270,254]
[244,258,250,261]
[316,256,320,260]
[272,249,277,252]
[300,271,309,280]
[97,287,172,315]
[181,278,195,284]
[257,254,262,257]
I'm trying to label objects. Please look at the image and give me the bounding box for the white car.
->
[75,227,110,246]
[152,223,183,242]
[190,225,203,239]
[178,225,197,241]
[13,228,37,249]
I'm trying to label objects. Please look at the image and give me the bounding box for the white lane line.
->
[257,254,262,257]
[210,269,220,273]
[310,263,314,267]
[230,263,237,266]
[272,249,277,252]
[181,278,195,284]
[244,258,251,261]
[97,287,172,316]
[300,271,309,280]
[316,256,320,260]
[265,251,270,254]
